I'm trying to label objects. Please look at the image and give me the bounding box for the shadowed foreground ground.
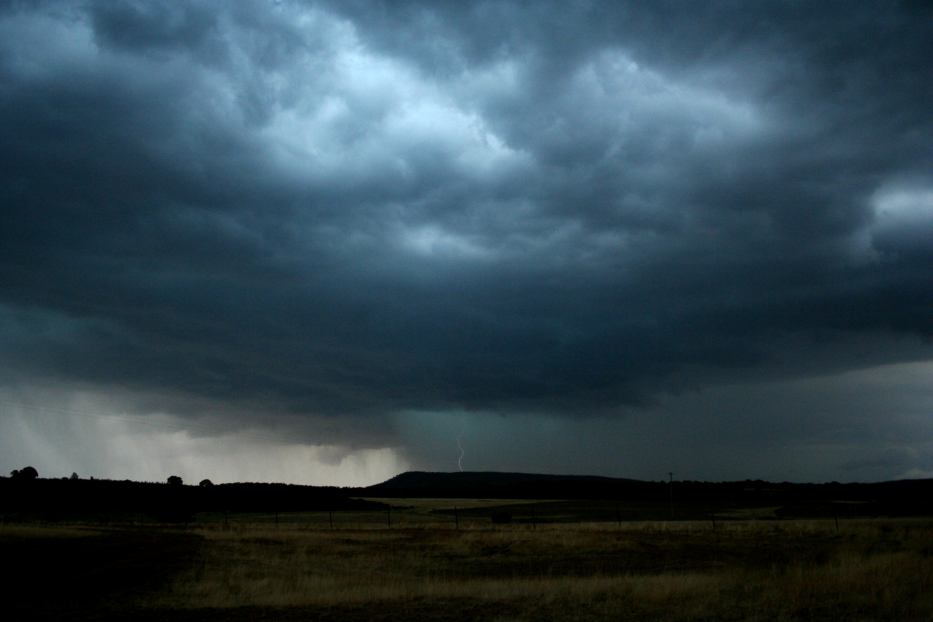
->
[1,527,201,621]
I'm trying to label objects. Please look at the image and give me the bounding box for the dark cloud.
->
[0,1,930,482]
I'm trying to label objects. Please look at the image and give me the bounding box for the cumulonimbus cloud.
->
[0,1,930,481]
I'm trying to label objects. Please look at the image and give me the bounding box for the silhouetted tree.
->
[11,466,38,480]
[167,475,183,486]
[199,479,213,487]
[70,472,79,480]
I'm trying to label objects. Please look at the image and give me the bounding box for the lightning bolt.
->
[456,417,466,472]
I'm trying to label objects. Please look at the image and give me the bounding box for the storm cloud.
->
[1,1,930,484]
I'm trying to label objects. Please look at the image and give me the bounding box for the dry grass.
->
[151,518,933,620]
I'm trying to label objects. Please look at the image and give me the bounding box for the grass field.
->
[3,504,932,620]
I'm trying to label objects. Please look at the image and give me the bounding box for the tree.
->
[167,475,183,486]
[11,466,38,480]
[70,472,79,480]
[198,479,214,487]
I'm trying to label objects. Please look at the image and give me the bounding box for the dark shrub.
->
[11,466,38,480]
[491,511,512,524]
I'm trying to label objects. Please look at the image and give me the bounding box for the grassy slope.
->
[4,510,932,621]
[154,518,933,620]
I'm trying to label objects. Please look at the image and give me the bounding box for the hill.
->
[3,470,931,522]
[364,471,933,519]
[364,471,651,499]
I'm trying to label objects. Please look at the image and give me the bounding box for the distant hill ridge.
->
[2,470,931,518]
[363,471,933,515]
[365,470,652,499]
[372,470,641,488]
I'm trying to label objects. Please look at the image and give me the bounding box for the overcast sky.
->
[1,1,931,486]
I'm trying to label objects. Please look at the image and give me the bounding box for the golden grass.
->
[152,518,933,620]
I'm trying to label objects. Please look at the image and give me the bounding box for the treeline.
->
[0,475,386,522]
[4,470,931,523]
